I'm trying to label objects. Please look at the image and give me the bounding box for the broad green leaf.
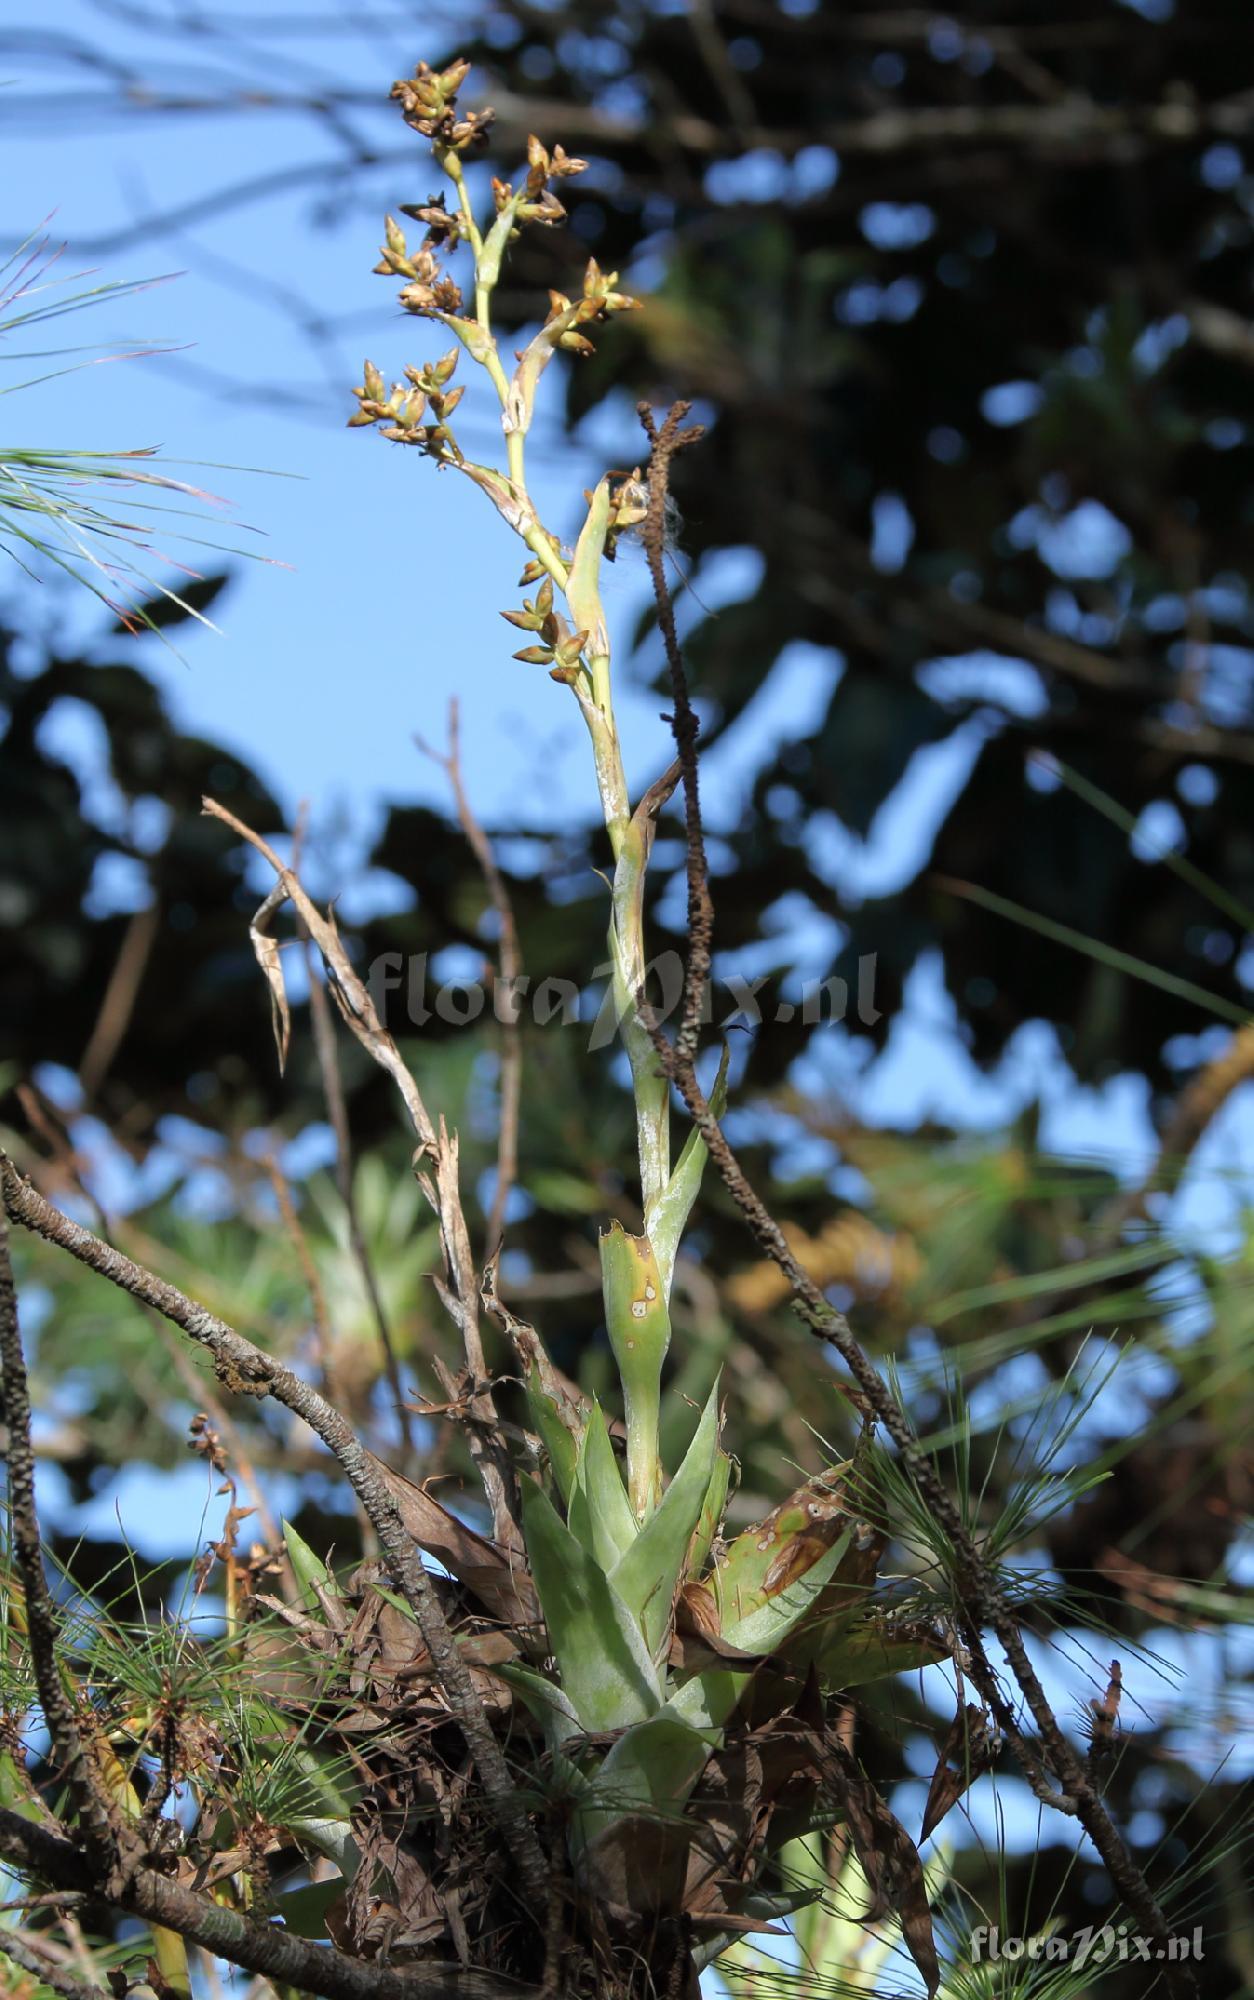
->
[568,1402,638,1570]
[273,1879,344,1939]
[567,475,612,661]
[687,1448,731,1584]
[526,1378,580,1505]
[519,1478,662,1730]
[526,1169,606,1216]
[572,1710,717,1861]
[370,1582,417,1622]
[610,1381,720,1657]
[289,1817,360,1880]
[288,1747,356,1821]
[647,1045,730,1299]
[802,1617,950,1690]
[283,1519,333,1612]
[601,1220,671,1519]
[490,1661,584,1751]
[709,1468,853,1632]
[722,1528,853,1653]
[0,1753,42,1823]
[151,1929,191,2000]
[505,1316,586,1508]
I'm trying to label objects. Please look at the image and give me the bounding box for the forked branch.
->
[0,1214,139,1893]
[200,794,520,1553]
[0,1155,550,1918]
[0,1807,530,2000]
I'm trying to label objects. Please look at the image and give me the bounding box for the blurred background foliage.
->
[1,2,1252,1992]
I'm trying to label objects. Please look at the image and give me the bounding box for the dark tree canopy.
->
[6,0,1254,1106]
[435,0,1254,1090]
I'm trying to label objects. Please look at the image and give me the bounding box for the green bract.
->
[599,1221,672,1518]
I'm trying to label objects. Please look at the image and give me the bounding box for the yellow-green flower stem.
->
[442,153,669,1221]
[443,149,526,486]
[610,820,670,1221]
[523,523,569,597]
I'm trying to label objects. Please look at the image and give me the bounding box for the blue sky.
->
[11,4,1254,1235]
[3,5,660,829]
[7,6,1253,1400]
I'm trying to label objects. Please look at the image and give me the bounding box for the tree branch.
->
[0,1155,551,1921]
[631,437,1196,1997]
[303,937,416,1463]
[646,1042,1195,1986]
[0,1927,110,2000]
[13,83,1254,261]
[637,401,712,1070]
[413,706,527,1554]
[0,1214,138,1892]
[200,795,519,1553]
[0,1808,531,2000]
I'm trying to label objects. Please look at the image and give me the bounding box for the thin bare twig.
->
[0,1927,109,2000]
[26,80,1254,260]
[78,902,161,1102]
[637,402,711,1069]
[0,1214,138,1894]
[632,409,1195,1995]
[428,1121,524,1557]
[414,705,528,1542]
[303,952,416,1462]
[261,1147,341,1407]
[201,795,518,1551]
[291,792,415,1464]
[649,870,1197,1984]
[12,1088,110,1239]
[0,1155,551,1920]
[0,1807,530,2000]
[416,698,524,1261]
[156,1320,282,1550]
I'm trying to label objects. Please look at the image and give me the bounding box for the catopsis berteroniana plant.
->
[339,55,949,1995]
[0,53,1196,2000]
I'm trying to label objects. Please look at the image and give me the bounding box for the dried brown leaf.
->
[920,1702,997,1844]
[821,1730,940,1997]
[249,879,291,1073]
[367,1452,538,1626]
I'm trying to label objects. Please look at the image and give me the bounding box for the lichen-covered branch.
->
[0,1214,139,1892]
[0,1808,531,2000]
[0,1155,550,1918]
[632,410,1195,1999]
